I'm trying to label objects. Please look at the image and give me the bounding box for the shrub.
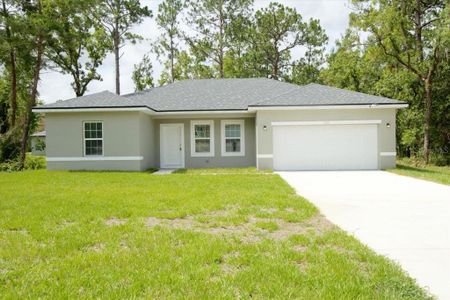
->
[0,160,21,172]
[0,153,46,172]
[24,153,46,170]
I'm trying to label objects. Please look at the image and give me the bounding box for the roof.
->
[34,79,406,112]
[31,131,46,137]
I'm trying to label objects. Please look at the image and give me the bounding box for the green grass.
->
[0,170,431,299]
[388,158,450,185]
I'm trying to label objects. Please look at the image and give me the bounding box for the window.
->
[83,121,103,156]
[191,120,214,157]
[221,120,245,156]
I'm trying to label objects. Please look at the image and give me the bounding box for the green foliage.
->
[0,153,45,172]
[153,0,183,83]
[24,153,46,170]
[132,53,154,91]
[185,0,253,78]
[46,0,110,96]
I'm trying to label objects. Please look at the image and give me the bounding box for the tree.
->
[1,0,18,127]
[19,0,48,169]
[185,0,253,78]
[350,0,449,163]
[47,0,109,97]
[132,53,153,91]
[97,0,151,95]
[252,2,327,80]
[158,50,214,85]
[154,0,183,84]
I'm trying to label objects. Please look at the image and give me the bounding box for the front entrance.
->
[160,124,185,168]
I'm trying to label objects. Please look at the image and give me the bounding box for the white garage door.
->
[273,124,378,170]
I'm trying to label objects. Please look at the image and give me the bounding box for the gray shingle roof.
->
[39,90,147,108]
[251,83,404,106]
[35,79,405,111]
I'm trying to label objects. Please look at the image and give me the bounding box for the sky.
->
[39,0,352,104]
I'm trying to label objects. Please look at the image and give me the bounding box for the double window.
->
[191,120,214,157]
[83,121,103,156]
[190,120,245,157]
[221,120,245,156]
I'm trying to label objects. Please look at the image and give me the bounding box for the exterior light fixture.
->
[263,125,267,131]
[386,122,391,128]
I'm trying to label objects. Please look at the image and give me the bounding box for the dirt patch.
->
[145,212,333,243]
[105,218,128,226]
[0,269,8,275]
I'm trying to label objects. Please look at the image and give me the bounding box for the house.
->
[32,78,407,171]
[30,131,46,156]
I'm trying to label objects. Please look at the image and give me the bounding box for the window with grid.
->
[84,122,103,156]
[191,120,214,157]
[221,120,244,156]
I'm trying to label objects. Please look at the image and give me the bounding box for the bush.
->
[0,160,21,172]
[0,153,46,172]
[24,153,46,170]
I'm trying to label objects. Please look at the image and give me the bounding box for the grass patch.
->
[388,158,450,185]
[0,170,431,299]
[254,221,279,232]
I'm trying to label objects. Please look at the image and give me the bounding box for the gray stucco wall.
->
[45,111,148,171]
[153,117,256,168]
[139,113,155,170]
[256,108,397,170]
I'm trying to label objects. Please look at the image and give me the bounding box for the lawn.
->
[0,170,431,299]
[388,159,450,185]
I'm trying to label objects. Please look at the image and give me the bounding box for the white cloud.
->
[39,0,351,103]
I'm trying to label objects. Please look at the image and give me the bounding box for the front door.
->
[160,124,185,168]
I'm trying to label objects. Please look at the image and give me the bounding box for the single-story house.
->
[33,78,407,171]
[30,130,46,156]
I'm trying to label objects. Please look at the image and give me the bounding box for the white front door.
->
[273,124,378,171]
[160,124,185,168]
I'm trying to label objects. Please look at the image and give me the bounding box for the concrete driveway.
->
[278,171,450,299]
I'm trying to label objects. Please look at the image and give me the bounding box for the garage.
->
[272,121,379,171]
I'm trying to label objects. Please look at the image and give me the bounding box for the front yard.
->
[0,170,430,299]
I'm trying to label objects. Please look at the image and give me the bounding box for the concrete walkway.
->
[278,171,450,299]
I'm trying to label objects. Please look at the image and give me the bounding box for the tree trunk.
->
[423,78,432,164]
[113,26,120,95]
[170,35,175,83]
[9,48,17,127]
[19,35,44,170]
[218,1,224,78]
[2,0,17,127]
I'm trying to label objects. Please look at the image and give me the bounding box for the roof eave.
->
[248,103,408,111]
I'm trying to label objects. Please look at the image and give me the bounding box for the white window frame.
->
[190,120,214,157]
[83,121,104,157]
[221,120,245,157]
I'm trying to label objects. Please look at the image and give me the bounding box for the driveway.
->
[278,171,450,299]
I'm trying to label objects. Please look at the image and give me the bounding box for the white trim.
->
[257,154,273,159]
[271,120,382,126]
[33,107,154,114]
[32,107,252,116]
[155,110,251,115]
[83,121,104,157]
[190,120,215,157]
[47,156,143,162]
[221,120,245,157]
[160,123,185,168]
[380,152,397,156]
[248,104,408,111]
